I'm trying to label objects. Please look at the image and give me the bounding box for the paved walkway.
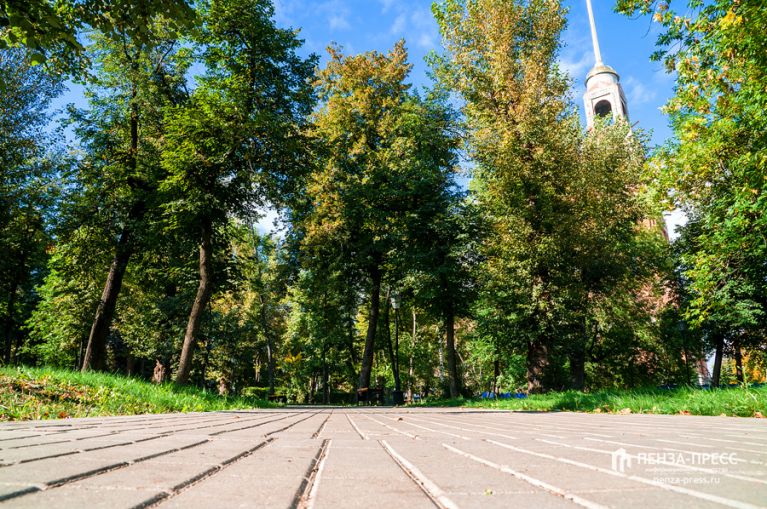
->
[0,408,765,508]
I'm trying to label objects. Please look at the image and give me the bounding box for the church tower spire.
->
[586,0,603,65]
[583,0,629,129]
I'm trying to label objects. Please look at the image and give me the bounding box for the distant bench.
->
[268,394,287,403]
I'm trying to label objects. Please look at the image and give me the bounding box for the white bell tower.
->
[584,0,629,129]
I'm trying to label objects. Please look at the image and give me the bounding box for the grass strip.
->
[416,385,767,418]
[0,366,275,421]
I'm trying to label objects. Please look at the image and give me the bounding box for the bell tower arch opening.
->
[594,99,612,118]
[583,0,629,129]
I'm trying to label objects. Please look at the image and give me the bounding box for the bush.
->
[241,386,270,399]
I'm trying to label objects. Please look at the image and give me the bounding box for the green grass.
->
[417,386,767,418]
[0,366,275,421]
[3,366,764,420]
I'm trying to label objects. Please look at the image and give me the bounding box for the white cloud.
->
[379,0,398,13]
[315,0,352,32]
[274,0,351,36]
[411,8,439,49]
[410,7,433,29]
[390,13,407,34]
[374,3,439,50]
[329,14,351,30]
[273,0,299,27]
[559,50,592,82]
[624,75,657,105]
[417,33,435,50]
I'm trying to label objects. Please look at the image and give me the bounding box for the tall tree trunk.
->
[82,81,141,372]
[175,217,214,384]
[77,334,86,371]
[357,266,381,391]
[81,228,134,371]
[383,288,393,372]
[527,338,548,393]
[254,353,261,384]
[493,355,500,395]
[344,289,359,383]
[322,340,329,404]
[3,267,22,364]
[407,308,416,401]
[733,337,744,384]
[393,307,401,393]
[201,342,210,384]
[346,314,357,383]
[438,342,445,389]
[347,313,357,364]
[444,304,459,398]
[257,295,277,396]
[309,375,316,404]
[266,337,275,396]
[711,333,724,387]
[383,288,402,394]
[439,272,460,398]
[570,317,587,390]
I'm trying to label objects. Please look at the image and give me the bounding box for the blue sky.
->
[272,0,675,146]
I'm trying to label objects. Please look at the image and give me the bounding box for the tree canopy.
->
[1,0,764,399]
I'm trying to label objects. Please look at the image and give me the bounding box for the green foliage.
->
[423,385,767,417]
[29,13,196,373]
[0,48,64,365]
[434,0,670,391]
[296,40,462,393]
[241,386,270,399]
[616,0,767,362]
[25,248,101,367]
[196,227,290,392]
[0,0,194,72]
[0,365,273,421]
[162,0,316,384]
[304,41,453,275]
[5,0,760,413]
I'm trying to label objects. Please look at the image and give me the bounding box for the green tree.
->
[617,0,767,384]
[435,0,665,391]
[410,199,480,397]
[26,236,105,368]
[567,121,668,389]
[73,18,192,371]
[434,0,580,391]
[164,0,316,384]
[304,41,460,394]
[0,48,63,364]
[243,229,292,396]
[0,0,193,70]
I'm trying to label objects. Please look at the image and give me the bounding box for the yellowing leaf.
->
[720,9,740,28]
